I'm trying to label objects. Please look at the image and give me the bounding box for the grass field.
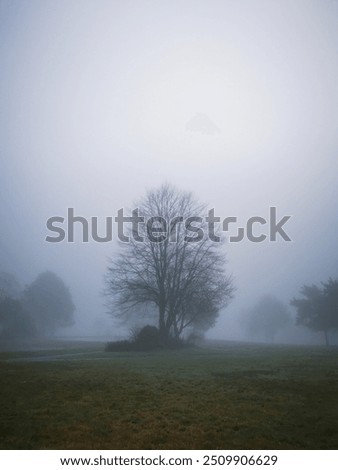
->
[0,340,338,449]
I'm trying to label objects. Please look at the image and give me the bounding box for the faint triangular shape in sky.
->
[185,113,221,135]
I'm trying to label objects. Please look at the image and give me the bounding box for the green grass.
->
[0,341,338,449]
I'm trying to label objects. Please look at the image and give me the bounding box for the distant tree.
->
[0,272,22,300]
[246,295,291,343]
[22,271,75,337]
[105,184,233,343]
[0,272,35,339]
[0,297,35,339]
[291,278,338,346]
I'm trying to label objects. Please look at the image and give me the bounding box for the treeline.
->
[243,278,338,346]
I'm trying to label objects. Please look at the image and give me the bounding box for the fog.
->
[1,0,338,344]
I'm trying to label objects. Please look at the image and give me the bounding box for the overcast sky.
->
[1,0,338,340]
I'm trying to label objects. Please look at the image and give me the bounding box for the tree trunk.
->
[173,319,179,340]
[159,308,166,339]
[324,330,329,346]
[159,304,172,344]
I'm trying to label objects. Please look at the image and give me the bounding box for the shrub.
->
[105,325,195,352]
[134,325,160,350]
[105,325,161,352]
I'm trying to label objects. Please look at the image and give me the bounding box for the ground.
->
[0,340,337,449]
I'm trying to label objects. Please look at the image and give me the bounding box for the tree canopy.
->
[291,278,338,345]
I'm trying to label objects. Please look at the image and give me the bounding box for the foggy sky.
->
[1,0,338,341]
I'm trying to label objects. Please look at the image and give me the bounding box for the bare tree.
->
[105,184,233,342]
